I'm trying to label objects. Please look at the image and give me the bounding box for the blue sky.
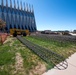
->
[25,0,76,31]
[1,0,76,31]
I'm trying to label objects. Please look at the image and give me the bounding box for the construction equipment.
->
[10,29,30,37]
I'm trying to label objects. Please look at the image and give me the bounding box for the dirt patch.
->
[14,52,26,75]
[4,36,13,45]
[29,62,46,75]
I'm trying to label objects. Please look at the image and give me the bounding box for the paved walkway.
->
[42,53,76,75]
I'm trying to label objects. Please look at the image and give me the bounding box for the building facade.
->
[0,0,37,32]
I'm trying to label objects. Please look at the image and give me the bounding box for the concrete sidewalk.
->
[42,53,76,75]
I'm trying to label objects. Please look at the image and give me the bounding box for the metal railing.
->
[17,36,68,70]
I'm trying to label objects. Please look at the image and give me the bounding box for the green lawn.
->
[0,38,15,75]
[0,36,47,75]
[0,35,76,75]
[25,36,76,58]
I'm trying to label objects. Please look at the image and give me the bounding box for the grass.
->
[25,36,76,58]
[0,38,15,75]
[0,35,76,75]
[0,44,16,65]
[0,70,10,75]
[0,36,47,75]
[13,39,46,68]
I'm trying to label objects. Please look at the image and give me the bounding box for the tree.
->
[0,19,6,32]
